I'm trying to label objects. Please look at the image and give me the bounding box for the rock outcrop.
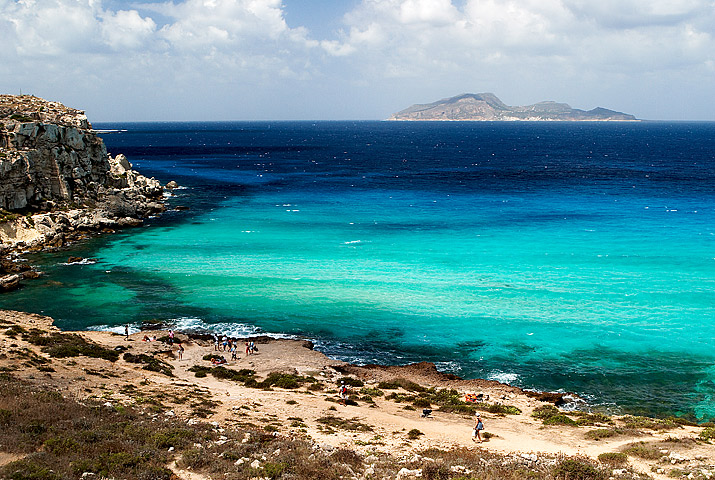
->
[0,95,168,290]
[389,93,638,121]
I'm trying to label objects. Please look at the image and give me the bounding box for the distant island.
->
[388,93,638,122]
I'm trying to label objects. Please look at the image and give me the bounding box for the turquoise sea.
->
[3,121,715,420]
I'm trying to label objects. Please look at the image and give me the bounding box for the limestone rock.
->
[0,95,167,256]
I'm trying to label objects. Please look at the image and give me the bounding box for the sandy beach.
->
[1,308,714,480]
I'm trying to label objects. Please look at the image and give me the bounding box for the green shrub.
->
[585,428,621,440]
[25,332,119,362]
[407,428,424,439]
[544,414,579,427]
[532,405,561,419]
[123,353,173,377]
[337,377,364,388]
[413,398,431,408]
[263,462,287,479]
[316,415,372,432]
[621,415,677,431]
[553,458,604,480]
[597,452,628,466]
[699,426,715,442]
[483,403,521,415]
[3,459,63,480]
[437,404,476,415]
[622,442,662,460]
[359,387,384,397]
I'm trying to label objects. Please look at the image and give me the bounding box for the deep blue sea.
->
[3,121,715,420]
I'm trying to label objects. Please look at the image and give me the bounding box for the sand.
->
[1,309,713,479]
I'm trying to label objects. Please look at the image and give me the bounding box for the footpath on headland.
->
[1,309,714,480]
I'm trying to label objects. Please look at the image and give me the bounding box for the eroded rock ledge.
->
[0,95,171,290]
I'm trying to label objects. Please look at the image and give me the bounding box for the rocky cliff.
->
[389,93,638,121]
[0,95,169,290]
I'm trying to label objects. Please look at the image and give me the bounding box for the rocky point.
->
[0,95,171,290]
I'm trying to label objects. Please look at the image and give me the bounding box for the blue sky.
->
[1,0,714,121]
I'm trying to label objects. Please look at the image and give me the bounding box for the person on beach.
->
[168,330,174,346]
[230,343,238,361]
[339,382,348,404]
[245,342,250,355]
[472,413,484,443]
[124,324,129,340]
[177,343,184,360]
[213,334,219,351]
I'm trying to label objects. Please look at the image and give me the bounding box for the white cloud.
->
[101,9,156,50]
[0,0,713,120]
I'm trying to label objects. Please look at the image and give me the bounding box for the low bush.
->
[620,415,677,431]
[123,353,174,377]
[25,331,119,362]
[585,428,621,441]
[316,415,372,432]
[621,442,662,460]
[359,387,384,397]
[337,377,364,388]
[699,426,715,442]
[552,458,605,480]
[544,414,579,427]
[407,428,424,439]
[597,452,628,466]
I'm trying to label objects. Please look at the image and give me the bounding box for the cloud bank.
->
[1,0,713,120]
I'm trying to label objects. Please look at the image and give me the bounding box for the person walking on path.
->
[177,343,184,360]
[472,413,485,443]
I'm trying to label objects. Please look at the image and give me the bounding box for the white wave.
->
[61,258,97,266]
[87,324,140,335]
[343,240,362,245]
[487,371,519,385]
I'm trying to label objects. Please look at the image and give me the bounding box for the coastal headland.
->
[0,95,172,291]
[1,309,714,480]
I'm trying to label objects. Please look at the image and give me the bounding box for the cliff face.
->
[0,95,162,211]
[0,95,168,289]
[389,93,638,121]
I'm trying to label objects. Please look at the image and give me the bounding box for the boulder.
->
[0,274,21,291]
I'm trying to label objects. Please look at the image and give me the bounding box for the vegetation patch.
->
[699,426,715,442]
[597,452,628,466]
[336,377,364,388]
[407,428,424,439]
[621,441,663,460]
[552,458,605,480]
[359,386,384,397]
[532,405,578,426]
[620,415,677,431]
[123,353,174,376]
[316,415,372,432]
[585,428,623,441]
[24,330,119,362]
[0,375,209,480]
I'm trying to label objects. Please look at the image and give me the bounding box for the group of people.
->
[213,335,258,361]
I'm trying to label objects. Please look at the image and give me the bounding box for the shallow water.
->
[4,121,715,419]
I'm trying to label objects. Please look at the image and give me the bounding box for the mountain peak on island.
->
[389,93,637,122]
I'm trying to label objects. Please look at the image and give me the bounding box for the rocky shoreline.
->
[0,95,173,291]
